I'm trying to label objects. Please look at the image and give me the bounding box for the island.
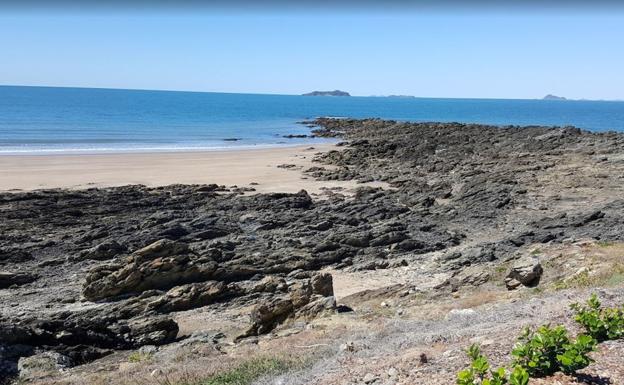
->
[543,94,567,100]
[302,90,351,97]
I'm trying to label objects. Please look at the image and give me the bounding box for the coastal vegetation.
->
[458,294,624,384]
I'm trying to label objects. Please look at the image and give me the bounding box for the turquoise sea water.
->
[1,85,624,154]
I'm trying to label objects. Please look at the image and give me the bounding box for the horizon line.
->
[1,83,622,102]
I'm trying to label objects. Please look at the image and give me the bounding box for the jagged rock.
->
[251,276,287,293]
[77,240,125,261]
[82,240,216,301]
[239,297,294,338]
[237,273,337,340]
[111,316,179,347]
[133,239,190,261]
[311,272,334,297]
[295,295,336,319]
[0,271,38,289]
[147,281,241,313]
[505,256,543,290]
[289,280,313,307]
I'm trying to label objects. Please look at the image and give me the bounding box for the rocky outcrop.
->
[505,256,543,290]
[238,273,336,339]
[147,281,242,313]
[82,239,216,301]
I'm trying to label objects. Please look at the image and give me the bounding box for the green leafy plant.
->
[511,325,596,376]
[508,366,530,385]
[556,334,596,373]
[456,344,528,385]
[571,293,624,342]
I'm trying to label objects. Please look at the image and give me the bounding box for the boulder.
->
[295,295,336,319]
[237,273,337,340]
[311,272,334,297]
[239,297,294,338]
[505,256,543,290]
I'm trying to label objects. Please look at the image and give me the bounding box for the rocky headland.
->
[2,118,624,384]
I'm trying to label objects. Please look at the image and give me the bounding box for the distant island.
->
[302,90,350,97]
[543,94,567,101]
[386,95,416,99]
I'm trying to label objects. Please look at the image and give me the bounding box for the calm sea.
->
[1,85,624,154]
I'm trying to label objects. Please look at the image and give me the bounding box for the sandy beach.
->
[0,143,373,194]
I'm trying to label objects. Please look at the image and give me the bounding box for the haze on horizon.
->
[1,6,623,100]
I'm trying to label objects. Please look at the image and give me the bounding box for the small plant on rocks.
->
[511,325,596,376]
[456,344,529,385]
[571,293,624,342]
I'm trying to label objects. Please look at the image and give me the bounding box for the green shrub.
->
[571,294,624,342]
[511,325,596,376]
[456,344,528,385]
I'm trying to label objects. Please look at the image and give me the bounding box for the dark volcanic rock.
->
[0,271,37,289]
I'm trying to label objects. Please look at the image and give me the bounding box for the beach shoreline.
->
[0,143,354,194]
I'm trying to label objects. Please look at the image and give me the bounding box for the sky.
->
[1,7,624,99]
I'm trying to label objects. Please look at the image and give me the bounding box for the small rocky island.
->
[302,90,350,97]
[543,94,567,100]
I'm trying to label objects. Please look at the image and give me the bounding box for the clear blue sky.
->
[1,9,623,99]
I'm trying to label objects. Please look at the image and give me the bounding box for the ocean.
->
[1,85,624,154]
